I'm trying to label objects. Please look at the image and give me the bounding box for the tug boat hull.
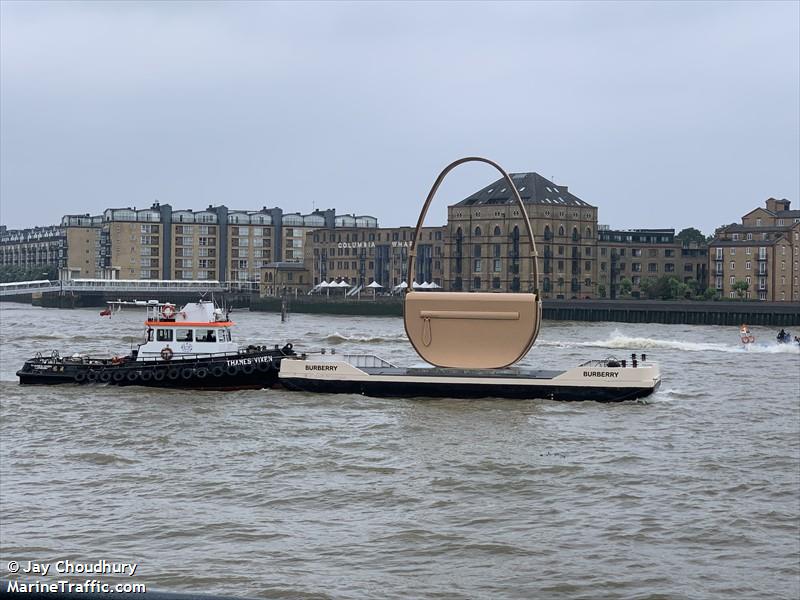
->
[279,356,661,403]
[17,347,293,390]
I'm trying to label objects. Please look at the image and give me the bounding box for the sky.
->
[1,1,798,234]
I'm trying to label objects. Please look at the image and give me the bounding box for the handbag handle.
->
[407,156,539,294]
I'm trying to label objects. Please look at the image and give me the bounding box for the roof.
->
[708,239,778,247]
[455,172,594,208]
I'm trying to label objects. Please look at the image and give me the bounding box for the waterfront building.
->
[60,214,104,279]
[596,228,708,298]
[307,225,444,289]
[709,198,800,301]
[447,173,599,299]
[0,224,67,275]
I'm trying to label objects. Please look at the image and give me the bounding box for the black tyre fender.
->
[139,369,153,382]
[225,364,239,376]
[167,368,181,380]
[195,367,208,379]
[211,365,225,377]
[87,370,99,382]
[256,359,271,372]
[153,369,167,381]
[126,370,139,382]
[242,364,255,375]
[74,371,87,383]
[181,367,194,380]
[99,371,112,383]
[112,370,126,382]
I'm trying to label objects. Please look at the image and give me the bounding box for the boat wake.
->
[322,332,408,345]
[539,333,800,354]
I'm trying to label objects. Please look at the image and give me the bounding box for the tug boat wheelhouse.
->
[278,353,661,402]
[17,300,295,389]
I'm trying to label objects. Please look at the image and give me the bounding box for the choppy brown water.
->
[1,302,799,599]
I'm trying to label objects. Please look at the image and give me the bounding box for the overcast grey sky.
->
[1,1,798,234]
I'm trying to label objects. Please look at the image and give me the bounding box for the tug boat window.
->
[176,329,193,342]
[198,330,217,343]
[146,328,154,342]
[156,329,173,342]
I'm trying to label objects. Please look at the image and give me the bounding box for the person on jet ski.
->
[777,329,789,343]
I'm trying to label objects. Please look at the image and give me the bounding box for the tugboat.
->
[16,300,296,389]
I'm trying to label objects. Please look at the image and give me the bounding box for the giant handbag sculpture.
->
[404,157,542,369]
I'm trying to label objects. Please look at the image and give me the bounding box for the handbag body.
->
[404,157,542,369]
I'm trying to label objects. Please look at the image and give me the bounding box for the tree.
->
[676,227,707,247]
[732,279,749,299]
[703,288,718,300]
[597,284,607,298]
[619,277,632,297]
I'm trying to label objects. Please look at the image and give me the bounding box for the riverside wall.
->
[250,296,800,326]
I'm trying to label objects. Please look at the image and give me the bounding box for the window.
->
[665,263,675,272]
[716,248,723,260]
[197,330,217,342]
[493,226,501,236]
[730,248,736,256]
[492,277,501,289]
[473,277,481,289]
[474,227,482,236]
[745,261,751,270]
[156,329,173,342]
[632,263,642,272]
[730,261,735,270]
[474,259,481,272]
[648,263,658,272]
[729,276,735,285]
[176,329,193,342]
[493,259,501,272]
[473,245,481,258]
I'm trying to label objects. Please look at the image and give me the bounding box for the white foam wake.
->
[538,333,800,354]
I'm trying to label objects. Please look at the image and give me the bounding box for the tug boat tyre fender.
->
[153,369,166,382]
[99,371,112,383]
[126,370,139,382]
[112,370,126,383]
[139,370,153,382]
[257,360,271,372]
[242,364,255,375]
[211,365,225,378]
[167,368,181,381]
[74,371,87,383]
[226,364,239,376]
[195,367,208,379]
[87,370,99,382]
[181,367,194,380]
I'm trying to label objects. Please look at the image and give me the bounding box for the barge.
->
[278,353,661,402]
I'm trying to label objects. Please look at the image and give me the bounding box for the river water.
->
[1,302,798,599]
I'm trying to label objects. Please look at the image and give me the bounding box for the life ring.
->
[99,370,112,383]
[112,370,126,382]
[181,367,194,380]
[211,365,225,378]
[161,347,174,361]
[167,368,181,380]
[153,369,166,381]
[139,369,153,382]
[111,355,124,365]
[74,371,87,383]
[195,367,208,379]
[126,370,139,382]
[161,304,176,320]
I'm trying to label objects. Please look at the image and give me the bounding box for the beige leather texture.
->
[405,292,541,368]
[404,156,543,369]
